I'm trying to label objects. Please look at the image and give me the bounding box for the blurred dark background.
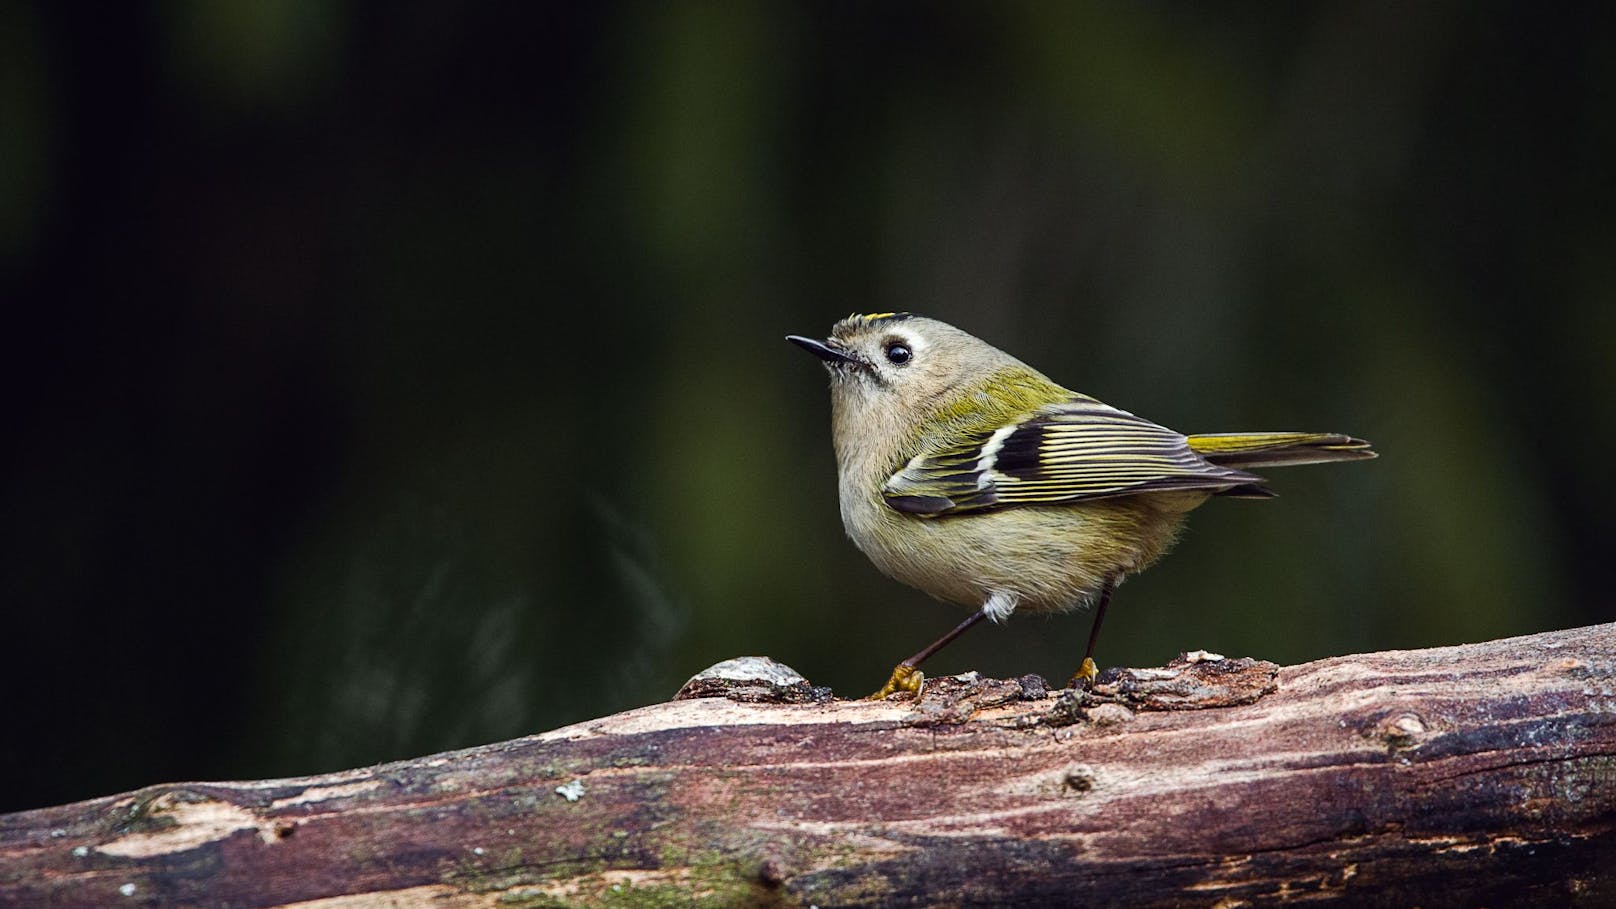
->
[3,2,1612,813]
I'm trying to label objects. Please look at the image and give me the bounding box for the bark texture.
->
[3,624,1614,908]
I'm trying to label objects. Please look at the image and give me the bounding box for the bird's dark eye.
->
[885,343,912,365]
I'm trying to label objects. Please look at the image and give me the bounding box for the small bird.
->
[787,312,1375,699]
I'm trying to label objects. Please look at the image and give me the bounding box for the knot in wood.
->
[674,656,833,704]
[1061,764,1097,794]
[1378,712,1428,750]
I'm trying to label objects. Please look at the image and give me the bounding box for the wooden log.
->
[3,623,1614,907]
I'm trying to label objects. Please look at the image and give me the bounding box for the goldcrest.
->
[787,312,1374,699]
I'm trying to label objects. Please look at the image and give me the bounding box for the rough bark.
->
[3,624,1614,908]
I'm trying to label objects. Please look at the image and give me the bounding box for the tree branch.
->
[4,624,1614,907]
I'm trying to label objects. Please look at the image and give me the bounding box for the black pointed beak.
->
[786,334,860,367]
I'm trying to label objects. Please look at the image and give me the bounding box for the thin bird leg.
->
[869,607,990,700]
[1070,579,1118,688]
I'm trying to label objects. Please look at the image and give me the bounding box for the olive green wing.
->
[883,398,1269,516]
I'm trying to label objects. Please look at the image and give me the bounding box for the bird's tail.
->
[1186,432,1376,469]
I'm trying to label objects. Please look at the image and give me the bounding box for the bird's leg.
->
[1070,578,1118,688]
[869,607,990,700]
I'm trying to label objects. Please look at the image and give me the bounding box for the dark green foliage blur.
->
[2,3,1611,812]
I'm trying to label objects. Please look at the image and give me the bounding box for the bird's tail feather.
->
[1186,432,1376,469]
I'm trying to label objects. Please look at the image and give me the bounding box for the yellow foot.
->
[868,663,923,700]
[1066,657,1099,690]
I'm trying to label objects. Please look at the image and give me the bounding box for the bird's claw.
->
[869,663,923,700]
[1067,657,1099,690]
